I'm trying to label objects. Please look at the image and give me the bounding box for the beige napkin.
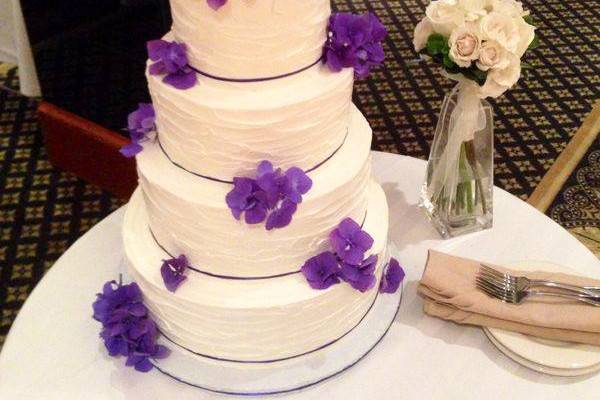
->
[417,250,600,346]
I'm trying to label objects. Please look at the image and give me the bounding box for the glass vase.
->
[420,82,494,238]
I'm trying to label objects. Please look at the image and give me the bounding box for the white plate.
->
[484,328,600,377]
[484,260,600,374]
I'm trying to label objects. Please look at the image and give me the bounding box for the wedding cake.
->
[119,0,400,365]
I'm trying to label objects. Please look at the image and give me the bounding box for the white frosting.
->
[123,182,389,362]
[169,0,330,79]
[136,105,372,278]
[148,61,353,181]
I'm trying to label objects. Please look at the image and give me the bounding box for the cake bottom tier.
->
[123,181,389,362]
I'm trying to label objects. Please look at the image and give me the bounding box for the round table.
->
[1,152,599,399]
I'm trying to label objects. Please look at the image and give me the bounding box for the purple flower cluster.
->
[92,281,169,372]
[323,12,388,79]
[147,40,197,90]
[339,254,379,292]
[330,218,374,265]
[302,251,340,290]
[379,257,405,294]
[226,161,312,230]
[120,103,156,158]
[301,218,377,292]
[207,0,227,10]
[161,255,189,292]
[301,218,405,294]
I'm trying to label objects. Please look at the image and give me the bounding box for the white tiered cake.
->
[122,0,391,364]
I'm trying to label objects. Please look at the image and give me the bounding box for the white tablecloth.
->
[1,153,599,399]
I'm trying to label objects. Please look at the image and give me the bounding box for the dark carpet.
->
[549,137,600,257]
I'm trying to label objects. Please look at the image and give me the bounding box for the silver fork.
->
[480,264,600,298]
[476,274,600,307]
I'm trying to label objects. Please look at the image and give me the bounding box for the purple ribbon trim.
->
[157,287,379,364]
[150,228,299,280]
[187,58,322,83]
[156,136,233,184]
[149,210,367,281]
[156,130,348,184]
[150,289,401,396]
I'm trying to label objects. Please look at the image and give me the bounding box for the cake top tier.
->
[170,0,330,80]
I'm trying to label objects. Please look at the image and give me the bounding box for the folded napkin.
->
[417,250,600,346]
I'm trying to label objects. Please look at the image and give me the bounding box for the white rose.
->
[414,18,434,51]
[490,0,525,17]
[426,0,465,36]
[476,40,510,70]
[458,0,488,21]
[448,25,481,67]
[514,16,536,57]
[479,11,519,52]
[479,53,521,98]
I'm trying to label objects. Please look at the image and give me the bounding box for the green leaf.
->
[442,42,450,56]
[442,53,456,69]
[461,67,488,86]
[426,33,448,56]
[472,68,487,82]
[444,63,461,75]
[523,15,535,26]
[521,62,533,69]
[528,34,540,50]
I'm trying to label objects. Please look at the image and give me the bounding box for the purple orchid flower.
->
[207,0,227,10]
[256,161,313,206]
[125,333,170,372]
[301,251,341,290]
[128,103,156,136]
[283,167,313,204]
[227,161,312,230]
[226,177,269,224]
[330,218,374,266]
[257,161,312,230]
[120,103,156,158]
[147,40,197,90]
[339,254,378,292]
[120,142,144,158]
[265,199,298,231]
[379,257,405,294]
[256,161,285,208]
[92,281,170,372]
[160,255,189,292]
[323,12,388,79]
[300,218,382,292]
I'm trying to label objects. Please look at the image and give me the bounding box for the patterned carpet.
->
[0,0,598,348]
[549,139,600,256]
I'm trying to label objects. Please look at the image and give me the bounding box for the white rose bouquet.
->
[414,0,537,98]
[416,0,538,237]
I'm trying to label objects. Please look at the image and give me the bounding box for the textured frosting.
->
[148,60,353,181]
[136,105,372,278]
[123,182,389,362]
[170,0,330,79]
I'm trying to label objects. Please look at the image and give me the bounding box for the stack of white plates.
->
[484,261,600,377]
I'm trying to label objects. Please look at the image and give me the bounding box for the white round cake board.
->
[119,243,403,396]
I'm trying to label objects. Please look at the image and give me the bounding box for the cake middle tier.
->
[147,62,354,182]
[136,104,372,278]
